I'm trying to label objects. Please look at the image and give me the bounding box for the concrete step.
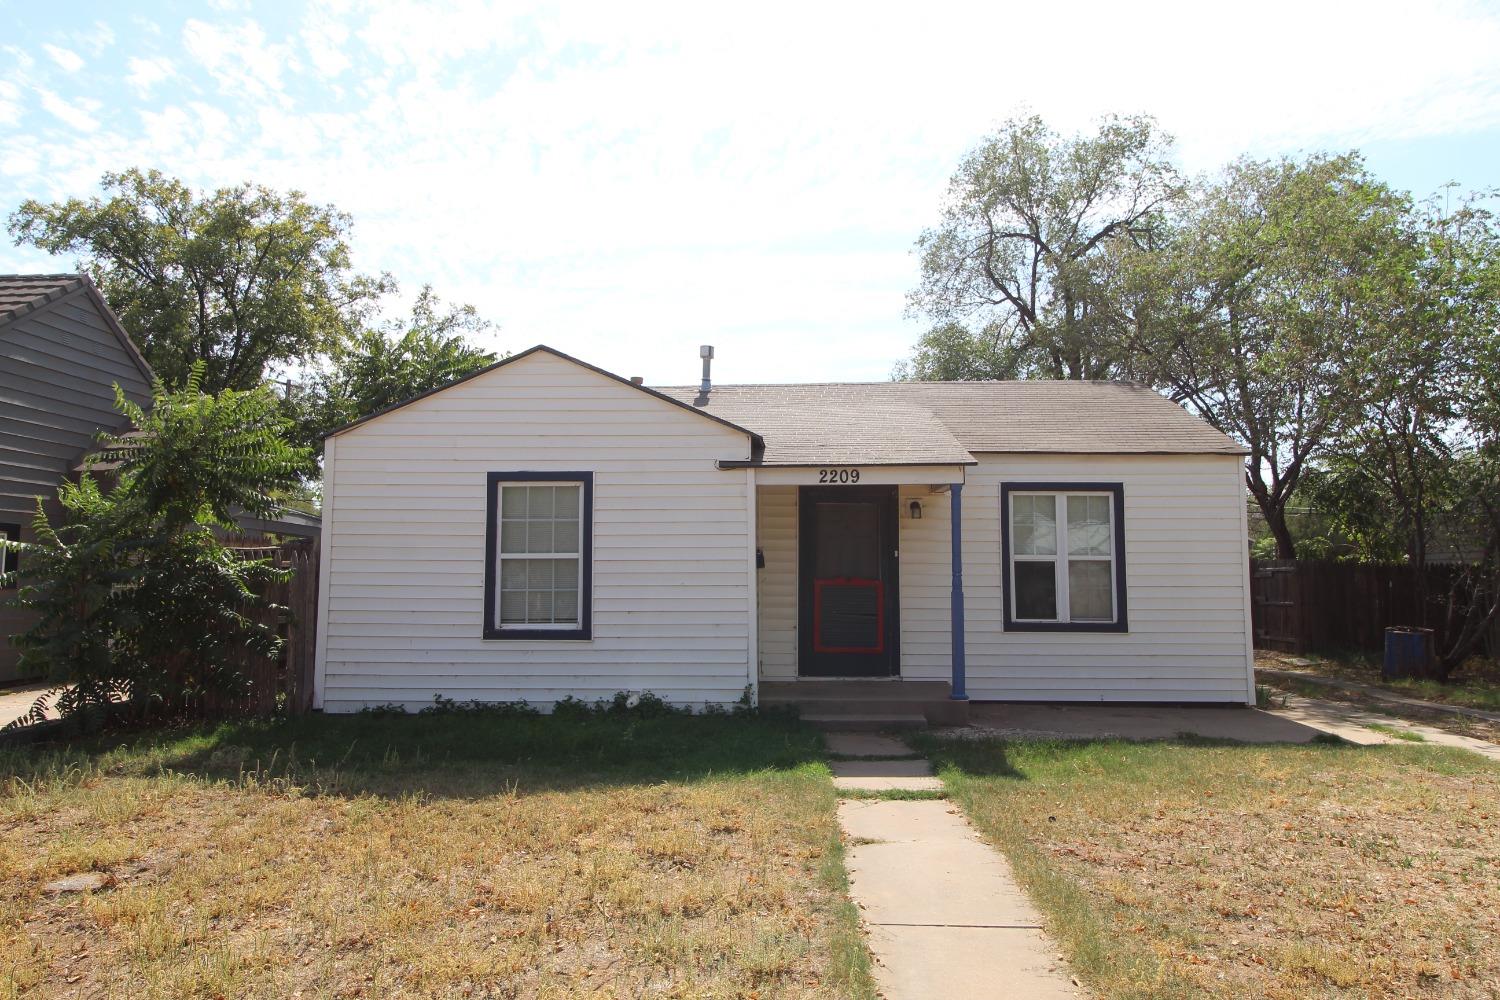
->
[804,712,930,731]
[761,680,951,701]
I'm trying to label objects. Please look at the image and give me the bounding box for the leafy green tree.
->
[906,114,1182,380]
[1317,192,1500,675]
[1132,153,1410,558]
[8,168,392,392]
[0,366,310,723]
[293,285,499,450]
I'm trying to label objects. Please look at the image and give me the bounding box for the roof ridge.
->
[0,272,85,280]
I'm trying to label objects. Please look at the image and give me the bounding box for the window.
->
[484,473,592,639]
[1001,484,1126,632]
[0,522,16,589]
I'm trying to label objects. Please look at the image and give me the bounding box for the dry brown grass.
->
[0,712,873,999]
[918,735,1500,1000]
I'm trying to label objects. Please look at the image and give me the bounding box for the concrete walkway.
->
[0,683,55,728]
[1266,691,1500,762]
[1259,666,1500,724]
[826,732,1081,999]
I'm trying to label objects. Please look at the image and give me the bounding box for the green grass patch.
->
[914,733,1500,999]
[836,787,947,801]
[1365,722,1426,742]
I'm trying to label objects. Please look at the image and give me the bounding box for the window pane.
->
[553,517,579,554]
[526,559,555,589]
[499,589,527,623]
[526,520,555,553]
[526,589,554,621]
[1014,561,1057,620]
[554,560,579,589]
[1069,559,1113,621]
[500,560,528,589]
[553,590,579,623]
[501,486,528,518]
[1067,495,1112,556]
[1013,495,1056,556]
[500,520,527,553]
[554,485,580,519]
[527,485,554,517]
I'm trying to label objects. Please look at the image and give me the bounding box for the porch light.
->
[909,499,923,520]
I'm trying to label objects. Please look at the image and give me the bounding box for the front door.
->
[798,485,900,677]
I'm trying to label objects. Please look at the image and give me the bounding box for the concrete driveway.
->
[963,702,1328,743]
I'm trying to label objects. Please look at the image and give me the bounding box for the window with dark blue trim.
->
[1000,483,1127,633]
[484,472,593,640]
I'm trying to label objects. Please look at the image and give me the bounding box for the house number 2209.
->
[818,468,860,483]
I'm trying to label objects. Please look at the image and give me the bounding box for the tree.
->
[8,168,392,392]
[293,285,499,449]
[0,366,310,723]
[906,114,1182,380]
[1316,192,1500,676]
[1131,153,1410,558]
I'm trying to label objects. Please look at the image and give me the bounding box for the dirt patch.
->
[0,725,867,1000]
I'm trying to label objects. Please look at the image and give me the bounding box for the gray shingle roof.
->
[654,381,1246,466]
[0,274,85,326]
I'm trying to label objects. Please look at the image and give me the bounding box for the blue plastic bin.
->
[1383,627,1432,680]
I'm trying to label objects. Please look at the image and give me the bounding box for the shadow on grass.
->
[0,710,829,800]
[911,728,1370,784]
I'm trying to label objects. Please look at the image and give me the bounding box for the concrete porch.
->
[759,680,969,730]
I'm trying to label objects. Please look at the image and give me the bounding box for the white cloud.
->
[74,22,115,55]
[36,89,99,132]
[0,80,20,128]
[5,0,1500,381]
[182,18,295,103]
[301,3,353,78]
[42,45,84,73]
[125,56,175,97]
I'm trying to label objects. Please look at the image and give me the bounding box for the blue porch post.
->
[949,482,968,701]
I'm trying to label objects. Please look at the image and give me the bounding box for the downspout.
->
[950,482,968,701]
[745,466,759,707]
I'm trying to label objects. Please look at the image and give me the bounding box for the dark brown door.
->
[798,486,899,677]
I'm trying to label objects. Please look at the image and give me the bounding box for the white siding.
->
[318,351,756,711]
[756,454,1255,704]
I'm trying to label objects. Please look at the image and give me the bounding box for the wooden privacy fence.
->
[1251,559,1498,656]
[210,538,319,716]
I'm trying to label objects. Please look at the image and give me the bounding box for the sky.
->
[3,0,1500,385]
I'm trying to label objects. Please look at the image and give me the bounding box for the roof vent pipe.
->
[629,376,643,385]
[699,345,714,393]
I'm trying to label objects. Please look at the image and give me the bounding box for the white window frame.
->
[1007,490,1118,625]
[494,480,585,632]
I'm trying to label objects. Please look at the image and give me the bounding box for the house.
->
[0,274,154,684]
[313,344,1255,721]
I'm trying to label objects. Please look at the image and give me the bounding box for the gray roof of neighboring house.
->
[0,273,154,381]
[654,380,1247,466]
[0,274,86,325]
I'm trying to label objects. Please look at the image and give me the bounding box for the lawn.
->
[914,733,1500,1000]
[1257,650,1500,744]
[1257,649,1500,713]
[0,708,875,1000]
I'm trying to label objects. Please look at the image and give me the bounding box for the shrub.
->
[0,365,308,725]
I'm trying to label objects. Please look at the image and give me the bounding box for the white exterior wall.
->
[316,351,755,712]
[755,454,1255,704]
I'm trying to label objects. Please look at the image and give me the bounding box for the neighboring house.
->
[313,345,1256,720]
[0,274,154,684]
